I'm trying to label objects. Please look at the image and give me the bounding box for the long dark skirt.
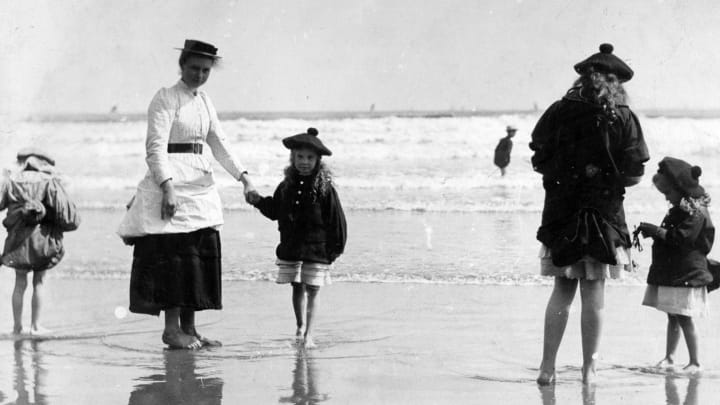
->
[129,228,222,316]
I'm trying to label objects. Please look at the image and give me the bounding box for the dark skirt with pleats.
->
[129,228,222,316]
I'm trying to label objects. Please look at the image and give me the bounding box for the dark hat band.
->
[175,39,221,58]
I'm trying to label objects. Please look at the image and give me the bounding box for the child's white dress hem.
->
[642,285,708,317]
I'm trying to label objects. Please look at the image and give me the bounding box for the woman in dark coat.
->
[529,44,650,384]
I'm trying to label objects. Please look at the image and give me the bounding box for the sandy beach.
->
[0,212,720,405]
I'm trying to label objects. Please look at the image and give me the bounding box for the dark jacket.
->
[647,205,714,287]
[529,91,649,266]
[0,169,80,270]
[493,137,513,168]
[254,171,347,264]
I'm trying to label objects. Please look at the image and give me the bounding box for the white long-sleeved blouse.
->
[146,80,245,184]
[118,80,244,237]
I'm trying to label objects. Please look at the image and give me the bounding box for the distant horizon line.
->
[20,107,720,122]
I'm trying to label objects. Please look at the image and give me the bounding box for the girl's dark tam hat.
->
[574,43,633,82]
[17,147,55,166]
[175,39,221,59]
[282,128,332,156]
[656,156,705,198]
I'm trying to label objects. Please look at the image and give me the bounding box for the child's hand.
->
[637,222,660,238]
[245,190,261,205]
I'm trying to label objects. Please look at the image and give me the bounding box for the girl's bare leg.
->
[538,277,578,384]
[30,270,50,334]
[12,270,29,334]
[657,314,680,369]
[677,315,700,372]
[304,285,320,349]
[579,278,605,384]
[292,283,306,339]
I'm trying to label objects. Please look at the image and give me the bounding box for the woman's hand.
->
[160,179,177,220]
[239,172,259,204]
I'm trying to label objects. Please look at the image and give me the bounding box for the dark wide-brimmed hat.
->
[574,43,634,82]
[656,156,705,198]
[175,39,221,59]
[17,147,55,166]
[282,128,332,156]
[506,125,517,132]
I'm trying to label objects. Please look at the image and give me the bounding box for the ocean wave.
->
[52,266,648,286]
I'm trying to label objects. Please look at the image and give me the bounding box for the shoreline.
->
[0,279,718,403]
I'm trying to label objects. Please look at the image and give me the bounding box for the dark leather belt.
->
[167,143,203,154]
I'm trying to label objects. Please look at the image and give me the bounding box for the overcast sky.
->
[3,0,720,117]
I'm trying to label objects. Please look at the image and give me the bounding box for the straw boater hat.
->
[17,147,55,166]
[655,156,705,198]
[282,128,332,156]
[175,39,221,59]
[506,125,517,133]
[574,43,634,82]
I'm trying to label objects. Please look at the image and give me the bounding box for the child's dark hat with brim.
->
[175,39,221,59]
[282,128,332,156]
[657,156,705,198]
[574,43,634,82]
[17,147,55,166]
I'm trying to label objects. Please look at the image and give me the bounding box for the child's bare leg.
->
[292,282,306,338]
[29,270,50,334]
[538,276,578,385]
[12,270,29,334]
[658,314,681,368]
[304,285,320,349]
[163,307,201,349]
[677,315,700,370]
[579,278,605,384]
[180,308,221,346]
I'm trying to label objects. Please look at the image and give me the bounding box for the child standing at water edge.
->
[246,128,347,348]
[2,148,80,335]
[637,157,714,374]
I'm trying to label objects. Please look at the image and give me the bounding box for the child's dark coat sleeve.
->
[254,185,284,221]
[664,210,714,253]
[324,186,347,263]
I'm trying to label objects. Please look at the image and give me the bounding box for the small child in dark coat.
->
[247,128,347,348]
[2,148,80,335]
[637,157,714,375]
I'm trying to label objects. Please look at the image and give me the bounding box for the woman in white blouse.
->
[118,39,255,349]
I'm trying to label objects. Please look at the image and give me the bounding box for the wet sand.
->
[1,276,720,404]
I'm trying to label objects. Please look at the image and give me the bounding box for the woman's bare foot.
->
[181,326,222,347]
[12,326,23,335]
[295,328,304,341]
[162,331,202,350]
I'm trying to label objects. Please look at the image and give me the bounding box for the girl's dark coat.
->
[648,205,715,287]
[254,172,346,264]
[529,92,650,266]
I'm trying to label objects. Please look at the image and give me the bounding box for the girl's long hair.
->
[568,69,627,109]
[284,156,334,196]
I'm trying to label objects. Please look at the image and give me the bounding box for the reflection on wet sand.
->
[665,375,699,405]
[128,351,223,405]
[537,383,596,405]
[9,340,48,405]
[279,349,329,405]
